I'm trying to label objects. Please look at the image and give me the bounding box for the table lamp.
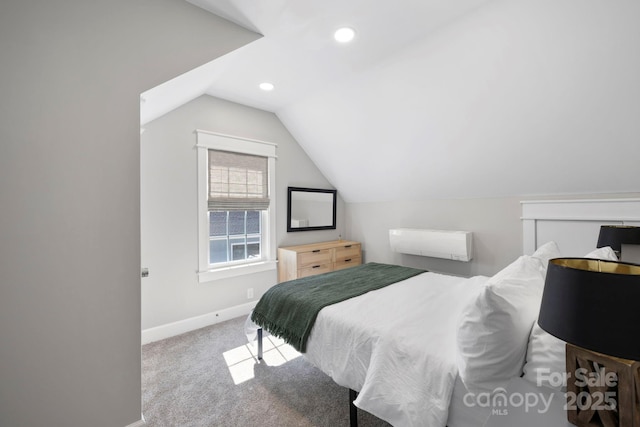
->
[597,225,640,260]
[538,258,640,427]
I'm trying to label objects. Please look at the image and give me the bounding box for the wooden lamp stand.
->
[566,344,640,427]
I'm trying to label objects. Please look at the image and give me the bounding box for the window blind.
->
[208,149,270,211]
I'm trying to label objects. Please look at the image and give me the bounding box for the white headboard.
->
[521,198,640,257]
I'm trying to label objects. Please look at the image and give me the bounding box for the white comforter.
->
[304,272,488,427]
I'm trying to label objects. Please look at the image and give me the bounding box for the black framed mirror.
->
[287,187,337,232]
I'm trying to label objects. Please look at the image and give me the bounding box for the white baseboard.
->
[141,301,257,345]
[125,414,146,427]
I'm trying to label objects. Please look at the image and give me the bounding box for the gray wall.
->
[0,2,258,426]
[346,193,640,278]
[141,95,343,330]
[346,197,522,277]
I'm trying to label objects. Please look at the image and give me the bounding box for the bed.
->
[248,198,640,427]
[300,268,490,427]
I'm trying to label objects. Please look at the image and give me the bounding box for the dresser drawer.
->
[298,249,332,268]
[335,244,361,261]
[333,256,361,271]
[298,264,332,278]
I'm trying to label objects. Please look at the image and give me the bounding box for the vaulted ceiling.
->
[141,0,640,203]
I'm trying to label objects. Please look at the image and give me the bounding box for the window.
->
[209,211,261,264]
[196,130,277,282]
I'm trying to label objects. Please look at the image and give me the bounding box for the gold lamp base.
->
[566,344,640,427]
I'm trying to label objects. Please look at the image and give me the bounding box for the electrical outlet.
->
[247,288,254,299]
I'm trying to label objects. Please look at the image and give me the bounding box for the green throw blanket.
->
[251,262,426,352]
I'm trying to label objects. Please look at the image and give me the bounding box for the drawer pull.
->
[312,265,321,269]
[344,245,352,248]
[312,249,321,253]
[345,258,352,262]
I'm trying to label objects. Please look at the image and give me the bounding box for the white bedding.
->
[446,375,491,427]
[304,271,488,427]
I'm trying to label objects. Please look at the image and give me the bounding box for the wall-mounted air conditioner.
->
[389,228,473,262]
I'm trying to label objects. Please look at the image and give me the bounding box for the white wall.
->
[279,0,640,203]
[0,2,259,426]
[141,95,343,332]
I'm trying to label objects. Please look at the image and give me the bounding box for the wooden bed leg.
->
[257,328,263,360]
[349,389,358,427]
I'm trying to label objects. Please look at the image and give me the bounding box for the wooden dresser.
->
[277,240,362,282]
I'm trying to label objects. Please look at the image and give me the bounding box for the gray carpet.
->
[142,316,392,427]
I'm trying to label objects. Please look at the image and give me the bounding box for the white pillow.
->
[456,255,547,392]
[584,246,618,262]
[521,246,618,390]
[522,322,567,390]
[531,241,561,271]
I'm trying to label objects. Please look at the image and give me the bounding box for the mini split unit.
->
[389,228,473,262]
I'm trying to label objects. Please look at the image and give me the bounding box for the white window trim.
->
[196,130,277,283]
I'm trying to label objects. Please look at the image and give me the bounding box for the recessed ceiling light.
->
[334,27,356,43]
[259,82,274,91]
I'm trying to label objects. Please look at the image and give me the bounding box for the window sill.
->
[198,260,277,283]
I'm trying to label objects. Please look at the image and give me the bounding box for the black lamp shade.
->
[538,258,640,361]
[596,225,640,252]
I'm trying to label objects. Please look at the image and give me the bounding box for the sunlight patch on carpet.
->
[224,336,301,385]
